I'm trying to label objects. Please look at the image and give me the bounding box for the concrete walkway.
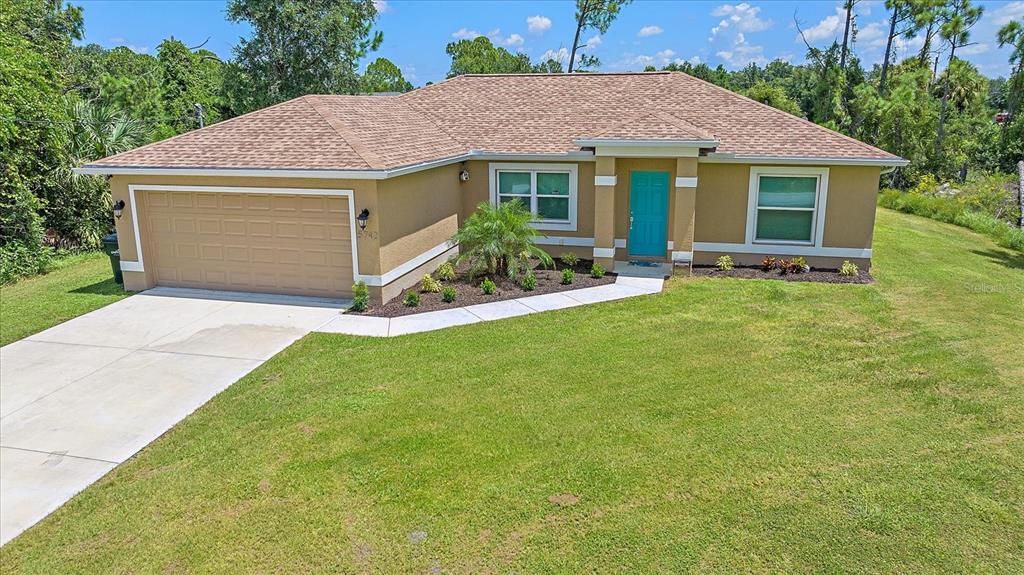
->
[317,276,664,337]
[0,288,347,545]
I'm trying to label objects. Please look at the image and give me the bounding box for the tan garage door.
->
[142,190,354,298]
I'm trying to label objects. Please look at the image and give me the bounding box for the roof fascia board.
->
[72,151,598,180]
[701,153,910,167]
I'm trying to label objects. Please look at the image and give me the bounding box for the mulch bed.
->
[357,258,617,318]
[691,265,874,284]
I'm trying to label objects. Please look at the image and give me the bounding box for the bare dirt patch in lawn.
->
[692,265,873,284]
[356,259,616,318]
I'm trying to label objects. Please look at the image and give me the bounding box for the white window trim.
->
[488,162,578,232]
[745,166,829,247]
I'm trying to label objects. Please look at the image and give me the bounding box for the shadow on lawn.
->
[968,249,1024,270]
[71,278,126,296]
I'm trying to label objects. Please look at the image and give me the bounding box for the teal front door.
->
[628,171,670,257]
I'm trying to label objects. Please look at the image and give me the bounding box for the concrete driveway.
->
[0,287,346,545]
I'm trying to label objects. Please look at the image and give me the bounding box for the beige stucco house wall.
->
[106,158,882,304]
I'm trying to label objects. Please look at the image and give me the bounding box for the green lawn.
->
[4,209,1023,573]
[0,252,131,346]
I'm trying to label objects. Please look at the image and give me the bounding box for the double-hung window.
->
[489,163,578,231]
[747,167,829,245]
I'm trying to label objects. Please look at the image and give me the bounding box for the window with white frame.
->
[747,167,829,245]
[489,163,578,231]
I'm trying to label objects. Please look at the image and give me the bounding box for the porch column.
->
[671,157,698,263]
[593,156,617,269]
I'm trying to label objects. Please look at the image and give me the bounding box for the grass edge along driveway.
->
[1,252,130,347]
[3,209,1023,573]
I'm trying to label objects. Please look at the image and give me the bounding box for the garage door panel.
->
[144,190,353,298]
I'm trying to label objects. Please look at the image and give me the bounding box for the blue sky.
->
[77,0,1023,85]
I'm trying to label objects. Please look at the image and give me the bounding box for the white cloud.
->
[487,29,524,48]
[584,34,602,49]
[452,27,481,40]
[402,65,418,82]
[800,6,843,43]
[716,32,767,66]
[858,21,887,48]
[527,14,552,34]
[711,19,730,37]
[992,1,1024,25]
[959,42,990,56]
[656,49,676,60]
[373,0,392,14]
[711,3,772,33]
[638,25,664,37]
[540,47,569,63]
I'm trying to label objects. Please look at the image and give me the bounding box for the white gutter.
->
[700,153,909,168]
[72,151,598,180]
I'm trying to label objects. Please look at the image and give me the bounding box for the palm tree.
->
[449,201,554,280]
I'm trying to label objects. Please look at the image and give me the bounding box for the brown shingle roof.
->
[87,72,902,172]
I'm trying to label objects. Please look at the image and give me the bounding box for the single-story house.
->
[77,72,908,303]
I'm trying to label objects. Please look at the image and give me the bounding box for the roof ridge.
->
[650,110,716,140]
[664,72,897,158]
[302,95,382,169]
[396,95,472,153]
[585,108,715,141]
[86,97,305,167]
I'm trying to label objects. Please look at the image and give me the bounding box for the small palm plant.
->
[449,201,553,280]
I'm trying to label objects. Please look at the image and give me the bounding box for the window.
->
[747,167,829,245]
[489,163,578,231]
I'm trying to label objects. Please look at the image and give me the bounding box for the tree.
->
[361,57,412,93]
[567,0,630,73]
[158,38,223,134]
[445,36,533,77]
[878,0,935,96]
[839,0,858,70]
[997,21,1023,126]
[935,0,983,152]
[745,81,804,117]
[225,0,383,112]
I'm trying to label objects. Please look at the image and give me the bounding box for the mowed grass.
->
[4,209,1023,573]
[0,252,130,346]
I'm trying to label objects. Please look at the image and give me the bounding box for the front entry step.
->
[613,260,673,278]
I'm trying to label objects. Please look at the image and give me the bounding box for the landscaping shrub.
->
[480,277,497,295]
[789,256,809,273]
[441,286,457,302]
[420,274,441,293]
[716,255,734,271]
[0,242,54,285]
[520,272,536,291]
[436,261,455,281]
[450,201,553,280]
[590,263,605,278]
[760,256,777,272]
[777,259,791,274]
[561,268,575,285]
[839,260,859,276]
[559,252,579,267]
[403,292,420,307]
[350,280,370,312]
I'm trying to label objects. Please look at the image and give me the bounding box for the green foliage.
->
[441,286,457,303]
[879,188,1024,252]
[420,274,441,293]
[0,241,53,285]
[226,0,383,112]
[480,277,496,295]
[777,259,791,275]
[402,291,420,307]
[361,57,413,93]
[561,268,575,285]
[559,252,579,267]
[445,37,533,77]
[568,0,631,72]
[789,257,809,273]
[839,260,859,276]
[350,280,369,311]
[158,39,223,133]
[520,272,536,291]
[760,256,777,271]
[716,255,734,271]
[450,201,554,280]
[590,263,605,278]
[436,261,455,281]
[745,81,804,117]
